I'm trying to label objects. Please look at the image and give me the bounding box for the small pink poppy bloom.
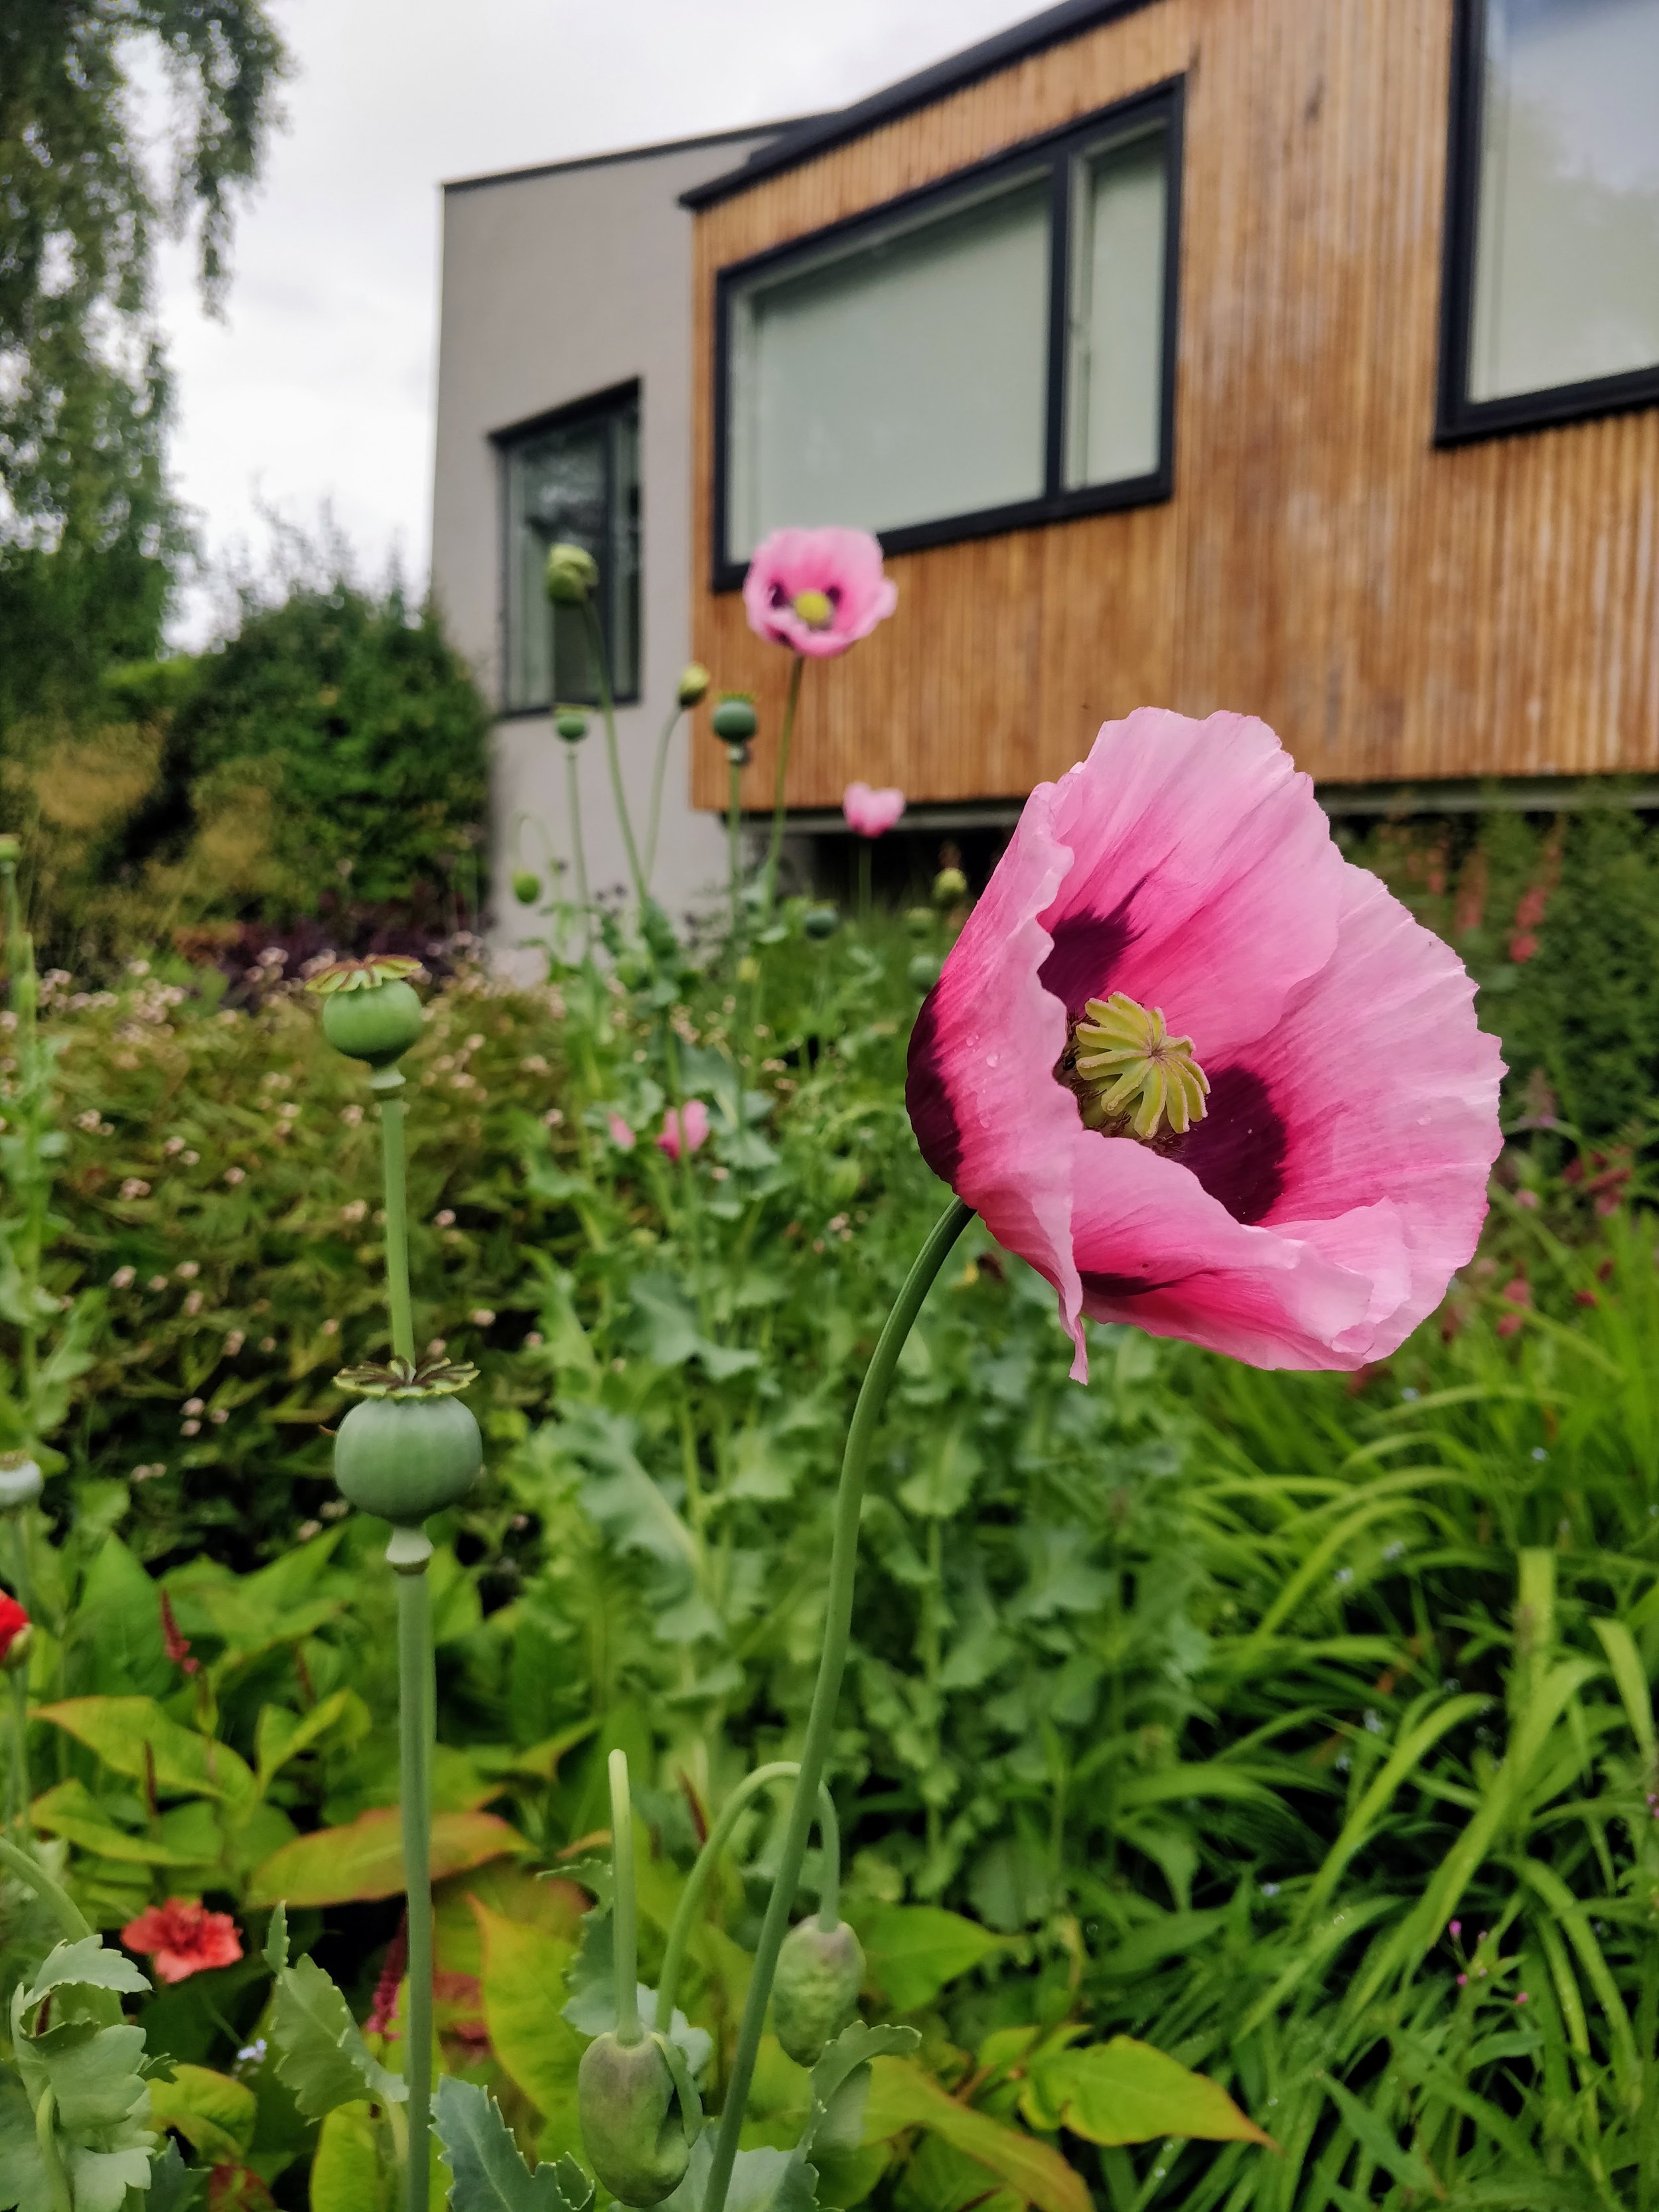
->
[608,1112,637,1152]
[743,527,897,659]
[843,782,906,839]
[906,708,1502,1376]
[123,1899,243,1983]
[658,1100,710,1161]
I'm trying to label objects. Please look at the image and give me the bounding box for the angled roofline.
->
[680,0,1163,209]
[443,117,822,198]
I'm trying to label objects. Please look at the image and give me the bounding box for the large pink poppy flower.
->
[743,528,898,659]
[906,709,1503,1376]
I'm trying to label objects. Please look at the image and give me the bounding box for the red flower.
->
[0,1595,29,1666]
[123,1899,243,1982]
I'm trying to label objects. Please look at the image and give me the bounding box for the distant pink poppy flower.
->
[658,1100,710,1162]
[843,782,906,839]
[608,1112,636,1151]
[906,708,1502,1376]
[743,528,898,659]
[123,1899,242,1984]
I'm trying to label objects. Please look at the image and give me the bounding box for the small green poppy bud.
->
[904,907,934,941]
[802,906,839,942]
[711,695,758,746]
[678,664,711,708]
[512,870,542,906]
[578,2032,697,2207]
[932,866,968,909]
[556,707,591,745]
[771,1919,865,2068]
[546,544,599,606]
[333,1393,482,1526]
[907,953,943,993]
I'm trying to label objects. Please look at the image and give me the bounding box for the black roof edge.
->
[443,116,823,198]
[680,0,1162,210]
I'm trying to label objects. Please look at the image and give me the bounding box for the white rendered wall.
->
[431,129,780,954]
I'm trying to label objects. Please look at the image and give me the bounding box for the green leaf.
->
[253,1689,355,1792]
[29,1780,206,1868]
[269,1954,405,2120]
[247,1806,528,1906]
[433,2078,593,2212]
[34,1698,255,1806]
[147,2063,256,2166]
[264,1901,289,1973]
[147,2138,209,2212]
[310,2103,394,2212]
[471,1901,583,2150]
[861,2059,1092,2212]
[798,2023,920,2162]
[857,1905,1000,2012]
[1025,2038,1273,2148]
[23,1938,150,2007]
[74,1536,173,1698]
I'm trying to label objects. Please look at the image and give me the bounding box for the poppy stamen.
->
[1070,992,1210,1140]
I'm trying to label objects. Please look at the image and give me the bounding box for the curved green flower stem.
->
[701,1197,973,2212]
[857,844,873,927]
[565,747,592,950]
[371,1070,416,1366]
[645,705,687,889]
[762,658,806,918]
[1,857,43,1417]
[393,1533,436,2212]
[582,605,647,912]
[610,1749,642,2045]
[653,1764,839,2036]
[34,2089,72,2212]
[0,1834,92,1941]
[727,757,745,950]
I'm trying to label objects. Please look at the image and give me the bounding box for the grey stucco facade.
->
[431,126,782,952]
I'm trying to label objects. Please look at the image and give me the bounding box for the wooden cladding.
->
[688,0,1659,814]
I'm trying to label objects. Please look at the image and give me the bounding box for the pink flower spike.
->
[608,1113,637,1152]
[1448,1921,1461,1939]
[658,1100,710,1162]
[743,527,898,660]
[905,707,1503,1378]
[843,782,907,840]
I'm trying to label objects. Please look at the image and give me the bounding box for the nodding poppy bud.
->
[932,866,968,909]
[802,906,839,942]
[578,2031,699,2207]
[309,958,426,1070]
[904,907,934,942]
[0,835,19,867]
[556,708,591,745]
[711,696,758,747]
[771,1919,864,2068]
[512,871,542,906]
[546,544,599,606]
[907,953,943,994]
[0,1453,43,1508]
[677,664,711,709]
[332,1384,482,1527]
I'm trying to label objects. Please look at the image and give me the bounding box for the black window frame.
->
[492,378,642,714]
[710,78,1184,592]
[1437,0,1659,446]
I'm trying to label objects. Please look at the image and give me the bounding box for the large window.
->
[713,86,1181,583]
[1440,0,1659,439]
[498,384,640,711]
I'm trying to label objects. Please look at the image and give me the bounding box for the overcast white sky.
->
[155,0,1041,640]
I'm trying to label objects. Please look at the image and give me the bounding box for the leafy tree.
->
[0,1,288,721]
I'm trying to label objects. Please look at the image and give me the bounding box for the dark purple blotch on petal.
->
[906,988,963,1185]
[1081,1268,1196,1300]
[1037,894,1139,1019]
[1171,1066,1285,1226]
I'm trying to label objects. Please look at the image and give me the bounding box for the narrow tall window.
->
[1442,0,1659,435]
[500,386,640,711]
[715,87,1181,583]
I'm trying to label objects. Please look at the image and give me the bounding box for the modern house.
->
[433,0,1659,922]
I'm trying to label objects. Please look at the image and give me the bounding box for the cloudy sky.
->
[155,0,1040,638]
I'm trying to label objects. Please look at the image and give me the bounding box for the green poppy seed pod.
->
[711,695,758,746]
[907,953,943,993]
[320,978,424,1069]
[546,543,599,606]
[333,1395,482,1526]
[802,905,839,942]
[578,2033,695,2207]
[0,1455,43,1508]
[512,870,543,906]
[556,707,591,745]
[771,1919,865,2068]
[677,663,711,708]
[904,906,934,941]
[932,866,968,909]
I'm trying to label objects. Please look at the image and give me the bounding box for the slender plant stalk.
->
[34,2089,72,2212]
[857,842,873,924]
[1,858,43,1418]
[374,1074,415,1365]
[0,1834,92,1941]
[644,704,687,889]
[610,1749,642,2045]
[395,1562,434,2212]
[727,757,745,946]
[564,745,593,959]
[583,604,647,909]
[701,1197,974,2212]
[762,656,806,917]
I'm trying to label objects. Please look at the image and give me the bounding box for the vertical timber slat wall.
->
[688,0,1659,812]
